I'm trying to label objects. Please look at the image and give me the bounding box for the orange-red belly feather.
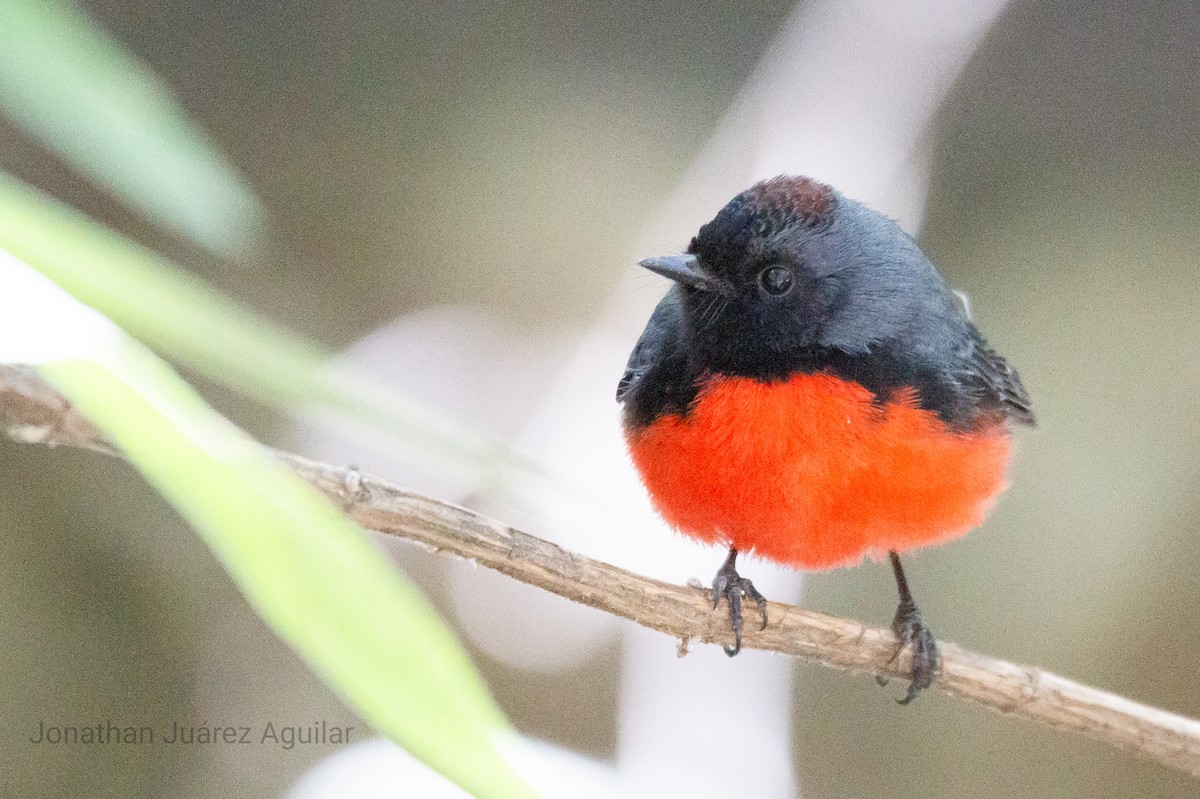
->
[625,372,1013,570]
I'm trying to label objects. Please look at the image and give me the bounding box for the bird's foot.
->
[876,598,939,704]
[712,554,767,656]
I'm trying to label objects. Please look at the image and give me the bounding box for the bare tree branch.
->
[3,363,1199,778]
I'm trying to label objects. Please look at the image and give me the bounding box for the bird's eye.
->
[758,266,794,296]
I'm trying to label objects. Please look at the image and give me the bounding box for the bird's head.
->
[640,175,955,379]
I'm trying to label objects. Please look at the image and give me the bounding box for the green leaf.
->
[34,341,538,799]
[0,171,535,484]
[0,0,264,258]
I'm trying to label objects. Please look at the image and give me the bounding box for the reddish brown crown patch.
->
[744,175,834,227]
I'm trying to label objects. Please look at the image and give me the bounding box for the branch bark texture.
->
[3,364,1199,778]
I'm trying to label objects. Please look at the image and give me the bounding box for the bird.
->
[617,175,1034,702]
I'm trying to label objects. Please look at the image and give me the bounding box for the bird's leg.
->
[877,551,939,704]
[711,547,768,656]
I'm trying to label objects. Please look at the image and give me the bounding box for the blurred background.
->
[2,0,1199,796]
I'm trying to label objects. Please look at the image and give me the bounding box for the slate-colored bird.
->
[618,175,1034,702]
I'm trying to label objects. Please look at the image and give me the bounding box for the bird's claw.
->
[712,559,768,656]
[876,598,939,703]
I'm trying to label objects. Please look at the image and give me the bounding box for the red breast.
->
[624,372,1014,570]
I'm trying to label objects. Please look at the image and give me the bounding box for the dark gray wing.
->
[961,324,1036,426]
[618,288,683,403]
[618,288,699,426]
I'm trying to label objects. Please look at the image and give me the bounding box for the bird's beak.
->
[638,255,731,295]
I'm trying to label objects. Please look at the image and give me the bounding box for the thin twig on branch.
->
[3,363,1199,778]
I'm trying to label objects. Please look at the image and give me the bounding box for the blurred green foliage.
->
[38,346,536,799]
[0,0,264,258]
[0,1,543,796]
